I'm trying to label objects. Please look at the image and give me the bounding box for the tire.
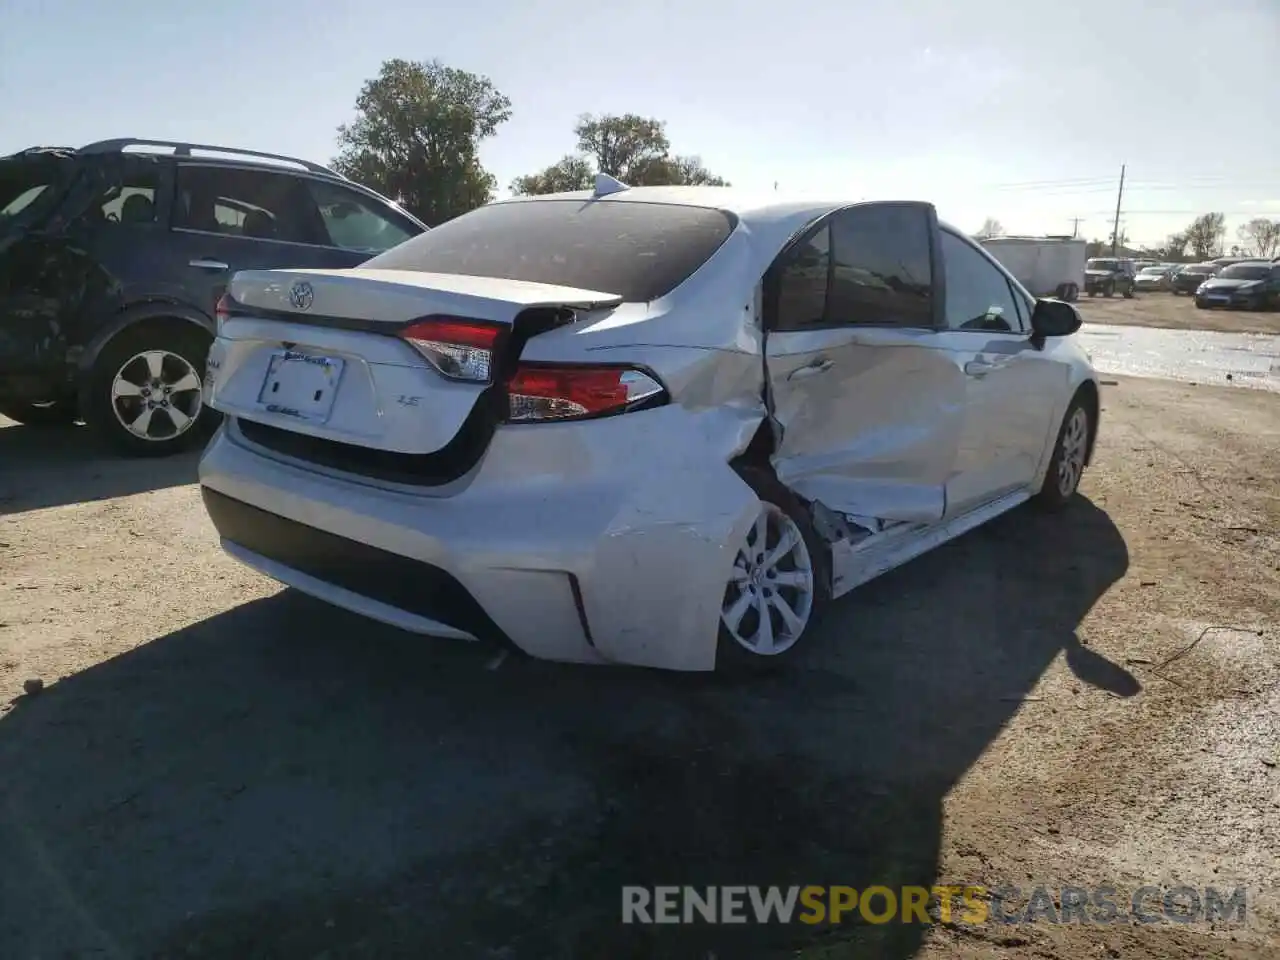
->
[1087,289,1096,298]
[83,321,218,457]
[1122,285,1134,299]
[716,467,830,672]
[1066,282,1079,302]
[1035,396,1092,511]
[0,398,79,426]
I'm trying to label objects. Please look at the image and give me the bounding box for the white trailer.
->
[979,236,1087,302]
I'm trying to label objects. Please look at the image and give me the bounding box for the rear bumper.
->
[198,406,761,671]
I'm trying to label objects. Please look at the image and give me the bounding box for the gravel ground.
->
[1,375,1278,960]
[1076,292,1280,335]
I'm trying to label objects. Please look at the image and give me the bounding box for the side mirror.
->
[1029,298,1081,347]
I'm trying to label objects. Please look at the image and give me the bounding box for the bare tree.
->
[1238,218,1280,259]
[1160,233,1187,260]
[974,217,1004,239]
[1183,213,1226,261]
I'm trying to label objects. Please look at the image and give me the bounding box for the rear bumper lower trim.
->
[201,486,508,642]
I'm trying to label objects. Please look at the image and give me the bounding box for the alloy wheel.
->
[110,350,204,442]
[1057,407,1089,497]
[721,502,815,656]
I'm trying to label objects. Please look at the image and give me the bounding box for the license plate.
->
[257,350,345,422]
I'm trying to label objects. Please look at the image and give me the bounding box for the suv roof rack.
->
[77,138,346,179]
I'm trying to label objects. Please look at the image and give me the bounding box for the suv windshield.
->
[364,199,738,302]
[1218,263,1271,281]
[0,155,71,221]
[1087,259,1119,271]
[1139,267,1165,275]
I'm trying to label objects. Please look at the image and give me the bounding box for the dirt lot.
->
[2,377,1278,960]
[1077,291,1280,335]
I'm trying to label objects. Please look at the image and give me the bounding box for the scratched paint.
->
[1079,323,1280,393]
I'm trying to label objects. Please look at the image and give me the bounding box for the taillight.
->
[505,364,666,423]
[214,292,231,334]
[400,316,504,383]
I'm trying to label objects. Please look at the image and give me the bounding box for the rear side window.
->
[0,158,70,220]
[828,205,933,327]
[173,166,322,246]
[305,179,418,254]
[364,199,737,302]
[771,204,934,330]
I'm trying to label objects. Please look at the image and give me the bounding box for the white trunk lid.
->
[204,268,622,455]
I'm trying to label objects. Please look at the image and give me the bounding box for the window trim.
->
[167,161,423,252]
[763,201,945,333]
[940,228,1034,335]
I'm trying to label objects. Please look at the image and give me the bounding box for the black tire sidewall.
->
[84,321,217,457]
[715,467,830,673]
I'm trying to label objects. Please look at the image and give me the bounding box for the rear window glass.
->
[364,199,737,302]
[0,158,70,219]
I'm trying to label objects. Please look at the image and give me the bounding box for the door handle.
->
[189,259,230,271]
[964,359,999,377]
[787,358,834,381]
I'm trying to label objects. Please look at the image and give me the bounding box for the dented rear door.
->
[763,202,963,524]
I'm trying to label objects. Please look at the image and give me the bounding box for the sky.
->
[2,0,1278,248]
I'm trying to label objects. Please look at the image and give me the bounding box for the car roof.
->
[495,185,969,251]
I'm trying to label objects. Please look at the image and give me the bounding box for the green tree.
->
[1183,212,1226,261]
[510,113,728,195]
[333,58,511,226]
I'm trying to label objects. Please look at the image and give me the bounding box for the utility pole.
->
[1110,164,1126,255]
[1069,217,1083,238]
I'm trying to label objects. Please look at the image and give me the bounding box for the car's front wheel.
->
[1036,397,1092,510]
[717,469,828,671]
[84,321,218,457]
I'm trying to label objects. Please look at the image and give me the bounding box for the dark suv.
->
[0,139,427,455]
[1084,257,1137,298]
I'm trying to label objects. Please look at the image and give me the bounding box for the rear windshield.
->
[0,156,70,220]
[1218,263,1271,280]
[364,199,738,302]
[1087,259,1119,270]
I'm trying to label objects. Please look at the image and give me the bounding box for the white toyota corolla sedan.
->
[198,177,1099,672]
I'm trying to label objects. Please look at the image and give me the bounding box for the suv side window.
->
[940,230,1023,333]
[305,179,416,254]
[172,166,323,246]
[96,169,160,226]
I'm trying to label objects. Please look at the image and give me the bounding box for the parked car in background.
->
[1194,260,1280,311]
[1171,262,1220,295]
[198,180,1100,672]
[1084,257,1136,297]
[1211,256,1253,268]
[0,138,427,454]
[1133,264,1174,292]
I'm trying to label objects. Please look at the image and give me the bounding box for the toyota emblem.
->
[288,281,315,311]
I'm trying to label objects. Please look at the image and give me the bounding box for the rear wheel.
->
[717,469,829,672]
[0,398,79,426]
[84,322,218,457]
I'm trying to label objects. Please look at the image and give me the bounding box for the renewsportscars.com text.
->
[621,885,1247,926]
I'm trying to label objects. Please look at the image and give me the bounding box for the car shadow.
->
[0,496,1132,959]
[0,421,199,515]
